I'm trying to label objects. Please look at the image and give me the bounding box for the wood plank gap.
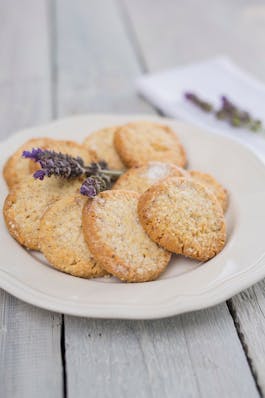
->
[115,0,148,73]
[47,1,67,396]
[227,299,263,398]
[48,0,58,119]
[116,0,163,117]
[60,314,68,398]
[48,0,67,396]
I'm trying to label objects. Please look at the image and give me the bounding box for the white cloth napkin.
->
[137,56,265,162]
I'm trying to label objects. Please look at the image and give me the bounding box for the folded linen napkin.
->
[137,56,265,162]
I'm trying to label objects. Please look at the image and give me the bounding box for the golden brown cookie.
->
[113,162,188,194]
[29,139,95,173]
[189,170,228,212]
[3,138,53,189]
[138,177,226,261]
[3,176,82,251]
[82,190,171,282]
[114,121,187,168]
[39,195,107,278]
[83,126,125,170]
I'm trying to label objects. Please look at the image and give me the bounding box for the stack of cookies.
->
[3,121,228,283]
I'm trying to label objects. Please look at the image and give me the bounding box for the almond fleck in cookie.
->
[82,190,171,282]
[83,126,125,170]
[114,121,187,168]
[30,139,95,173]
[189,170,228,212]
[138,177,226,261]
[3,138,53,189]
[3,176,82,250]
[113,162,188,194]
[39,195,107,278]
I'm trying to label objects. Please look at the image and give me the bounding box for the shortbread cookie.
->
[3,176,82,250]
[30,139,95,173]
[39,195,107,278]
[189,170,228,212]
[113,162,188,194]
[82,190,171,282]
[3,138,53,188]
[114,121,187,168]
[138,177,226,261]
[83,126,124,170]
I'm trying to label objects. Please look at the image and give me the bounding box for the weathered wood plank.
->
[56,0,151,115]
[228,284,265,394]
[65,306,259,398]
[0,0,52,139]
[57,1,259,397]
[122,0,265,81]
[0,292,62,397]
[0,1,63,397]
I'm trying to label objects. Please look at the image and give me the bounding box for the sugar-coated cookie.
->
[113,162,188,194]
[82,190,171,282]
[114,121,187,168]
[3,138,52,188]
[138,177,226,261]
[83,126,124,170]
[39,195,107,278]
[189,170,228,212]
[3,176,82,250]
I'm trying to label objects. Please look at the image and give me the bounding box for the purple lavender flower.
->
[80,175,112,198]
[23,148,85,179]
[22,148,44,161]
[80,177,98,198]
[33,169,47,180]
[80,179,97,198]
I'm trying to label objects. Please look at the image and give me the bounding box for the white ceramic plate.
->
[1,114,265,319]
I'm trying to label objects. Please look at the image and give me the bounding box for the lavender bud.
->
[80,178,98,198]
[80,184,97,198]
[184,92,197,101]
[33,169,47,180]
[184,92,213,112]
[98,160,108,169]
[23,148,44,161]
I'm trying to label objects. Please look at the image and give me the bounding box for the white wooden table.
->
[1,1,265,397]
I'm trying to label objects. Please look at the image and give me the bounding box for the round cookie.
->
[82,190,171,282]
[39,195,107,278]
[3,137,53,189]
[83,126,124,170]
[114,121,187,168]
[138,177,226,262]
[113,162,188,194]
[3,176,82,251]
[189,170,228,212]
[30,139,95,173]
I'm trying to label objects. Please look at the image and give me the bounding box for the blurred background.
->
[1,0,265,136]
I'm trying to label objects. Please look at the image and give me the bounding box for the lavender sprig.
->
[184,92,213,112]
[216,96,262,131]
[23,149,85,179]
[23,149,123,198]
[184,92,263,132]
